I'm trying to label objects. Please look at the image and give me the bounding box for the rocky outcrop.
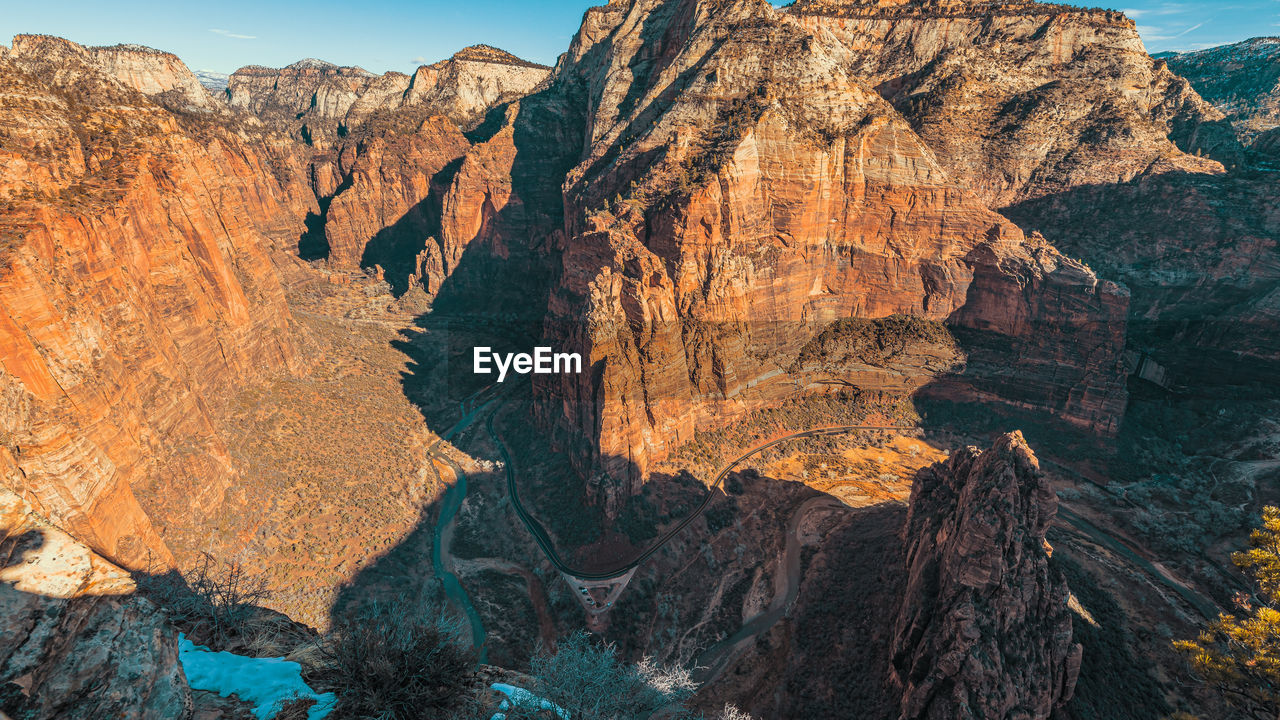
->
[789,0,1234,207]
[0,34,314,569]
[227,59,383,127]
[225,46,550,291]
[1004,165,1280,385]
[1,486,192,720]
[948,237,1130,435]
[318,117,472,273]
[1166,38,1280,143]
[891,432,1080,720]
[403,45,552,127]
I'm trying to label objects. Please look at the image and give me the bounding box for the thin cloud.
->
[412,56,428,64]
[1174,22,1205,38]
[210,28,256,40]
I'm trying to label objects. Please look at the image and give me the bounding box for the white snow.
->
[489,683,570,720]
[178,634,336,720]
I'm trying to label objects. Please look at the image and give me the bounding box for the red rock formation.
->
[227,47,549,293]
[319,117,472,273]
[0,34,314,569]
[891,431,1081,720]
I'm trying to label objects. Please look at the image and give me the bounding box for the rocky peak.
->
[891,432,1081,719]
[10,33,92,59]
[284,57,373,76]
[787,0,1129,22]
[226,45,547,137]
[404,45,551,127]
[787,0,1231,207]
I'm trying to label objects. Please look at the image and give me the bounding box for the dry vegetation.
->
[148,275,452,628]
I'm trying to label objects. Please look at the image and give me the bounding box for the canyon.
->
[1,0,1277,718]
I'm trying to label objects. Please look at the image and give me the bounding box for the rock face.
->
[404,45,553,127]
[788,0,1234,207]
[492,0,1133,502]
[1004,165,1280,385]
[1,486,192,720]
[317,117,473,273]
[87,43,220,113]
[891,432,1080,720]
[226,46,551,291]
[0,34,314,569]
[1166,38,1280,143]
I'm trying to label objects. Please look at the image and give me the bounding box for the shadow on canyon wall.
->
[1002,166,1280,387]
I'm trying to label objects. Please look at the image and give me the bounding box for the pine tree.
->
[1175,506,1280,719]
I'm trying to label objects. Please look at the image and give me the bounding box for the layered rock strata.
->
[498,0,1132,502]
[788,0,1234,207]
[226,45,550,142]
[0,34,314,568]
[87,43,221,113]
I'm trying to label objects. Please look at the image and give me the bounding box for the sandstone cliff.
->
[477,0,1134,504]
[788,0,1234,207]
[0,486,192,720]
[87,43,221,113]
[0,34,314,569]
[891,431,1080,720]
[226,45,551,293]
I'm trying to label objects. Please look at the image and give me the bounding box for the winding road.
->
[489,410,914,581]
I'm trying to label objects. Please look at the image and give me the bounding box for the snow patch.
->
[489,683,570,720]
[178,634,335,720]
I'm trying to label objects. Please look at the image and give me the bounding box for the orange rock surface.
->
[0,35,314,569]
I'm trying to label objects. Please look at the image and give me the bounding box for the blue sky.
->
[2,0,1276,75]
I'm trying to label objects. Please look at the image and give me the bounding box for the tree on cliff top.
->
[1175,505,1280,719]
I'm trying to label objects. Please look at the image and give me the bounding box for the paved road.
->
[1055,505,1221,619]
